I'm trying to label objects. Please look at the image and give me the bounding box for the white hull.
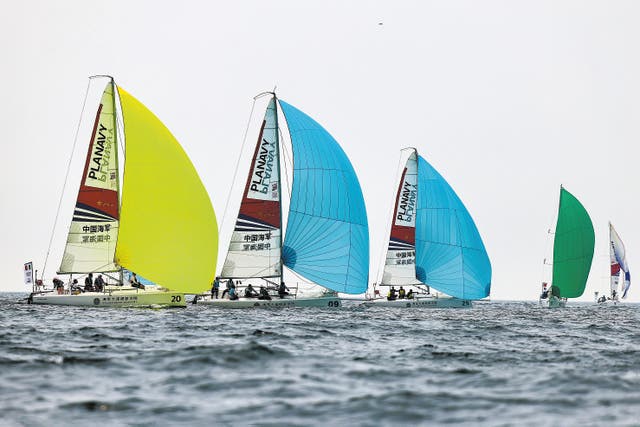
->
[30,288,185,308]
[362,296,472,308]
[197,295,342,309]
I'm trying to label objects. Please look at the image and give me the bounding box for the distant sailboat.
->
[28,77,218,307]
[543,186,595,308]
[365,148,491,308]
[199,93,368,308]
[597,222,631,304]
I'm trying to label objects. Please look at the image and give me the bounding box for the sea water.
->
[0,293,638,426]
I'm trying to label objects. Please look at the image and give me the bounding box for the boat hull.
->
[362,297,472,308]
[197,296,342,309]
[30,288,186,308]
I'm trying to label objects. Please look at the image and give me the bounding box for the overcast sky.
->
[2,0,639,301]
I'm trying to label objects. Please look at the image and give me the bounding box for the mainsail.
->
[609,222,631,299]
[280,99,369,294]
[115,87,218,294]
[221,98,282,278]
[551,187,594,299]
[414,155,491,300]
[59,81,120,273]
[381,148,419,286]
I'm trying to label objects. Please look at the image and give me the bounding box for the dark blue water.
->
[1,293,638,426]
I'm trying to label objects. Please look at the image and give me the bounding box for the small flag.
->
[24,262,34,285]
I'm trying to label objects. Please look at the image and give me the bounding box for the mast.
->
[111,76,123,284]
[274,93,285,286]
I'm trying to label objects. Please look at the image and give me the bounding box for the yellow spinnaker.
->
[115,87,218,294]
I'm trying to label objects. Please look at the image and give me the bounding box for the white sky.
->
[2,0,639,301]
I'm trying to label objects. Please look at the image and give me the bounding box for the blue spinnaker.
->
[414,156,491,299]
[278,100,369,294]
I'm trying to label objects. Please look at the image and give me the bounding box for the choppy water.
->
[1,293,639,426]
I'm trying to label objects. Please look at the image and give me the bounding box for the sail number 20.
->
[171,295,182,303]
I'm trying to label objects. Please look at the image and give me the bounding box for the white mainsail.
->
[221,97,282,278]
[59,81,120,273]
[381,149,419,285]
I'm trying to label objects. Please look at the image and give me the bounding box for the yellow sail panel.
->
[115,87,218,294]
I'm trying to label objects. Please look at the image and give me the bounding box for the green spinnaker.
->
[551,187,595,298]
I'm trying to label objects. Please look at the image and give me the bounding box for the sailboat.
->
[199,92,368,308]
[364,147,491,308]
[28,77,218,307]
[596,222,631,304]
[541,186,595,308]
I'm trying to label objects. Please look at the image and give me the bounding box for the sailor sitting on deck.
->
[244,284,259,298]
[70,279,81,295]
[387,286,397,301]
[398,286,406,299]
[228,283,239,300]
[53,277,64,295]
[130,273,145,290]
[278,282,290,299]
[258,286,272,300]
[406,289,414,299]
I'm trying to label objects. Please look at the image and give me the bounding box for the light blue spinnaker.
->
[414,156,491,299]
[278,100,369,294]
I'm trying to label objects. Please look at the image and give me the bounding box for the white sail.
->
[59,82,120,273]
[381,149,419,285]
[609,222,630,299]
[221,98,282,278]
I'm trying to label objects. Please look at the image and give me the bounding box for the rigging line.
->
[42,78,93,280]
[540,191,559,285]
[220,97,258,239]
[279,125,293,202]
[375,151,406,287]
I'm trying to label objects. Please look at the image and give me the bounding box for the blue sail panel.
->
[278,99,369,294]
[415,156,491,299]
